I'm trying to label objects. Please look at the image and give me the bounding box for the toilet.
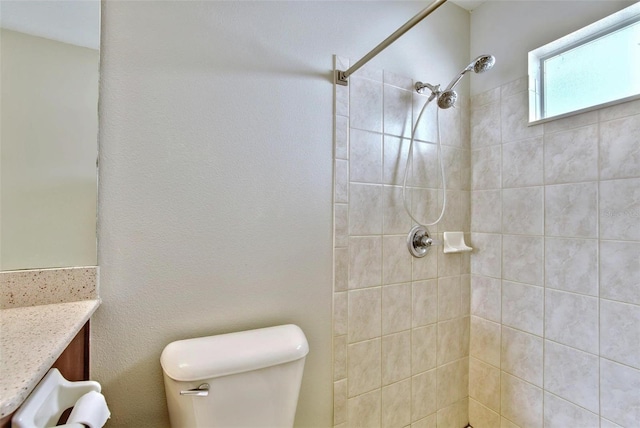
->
[160,324,309,428]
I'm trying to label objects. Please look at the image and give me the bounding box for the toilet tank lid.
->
[160,324,309,381]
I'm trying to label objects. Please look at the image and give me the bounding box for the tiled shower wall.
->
[468,77,640,428]
[332,56,472,427]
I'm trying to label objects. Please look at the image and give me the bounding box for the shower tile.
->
[348,236,382,289]
[334,291,347,336]
[545,289,598,354]
[348,287,381,343]
[437,243,461,277]
[437,276,461,321]
[501,326,543,387]
[437,397,468,428]
[382,331,411,385]
[501,91,543,143]
[469,357,501,412]
[349,129,382,183]
[409,141,440,188]
[600,178,640,241]
[410,188,439,228]
[543,392,599,428]
[502,235,544,286]
[501,77,527,97]
[500,417,519,428]
[347,338,381,397]
[502,187,544,235]
[412,92,438,143]
[471,190,502,233]
[335,114,349,160]
[382,283,411,335]
[600,240,640,305]
[471,100,501,147]
[350,76,383,133]
[381,379,411,427]
[545,182,598,238]
[436,318,464,366]
[543,110,597,134]
[599,97,640,121]
[545,237,598,296]
[334,335,347,381]
[470,316,501,368]
[334,204,348,249]
[349,183,382,235]
[461,275,471,316]
[470,233,501,278]
[334,247,348,292]
[383,70,413,90]
[502,281,543,336]
[335,55,349,71]
[502,137,543,188]
[472,145,501,190]
[439,105,462,148]
[600,418,624,428]
[412,243,438,280]
[334,159,349,203]
[382,235,412,285]
[436,358,468,409]
[353,63,383,81]
[411,414,436,428]
[601,358,640,427]
[384,85,413,138]
[544,124,598,184]
[471,275,501,322]
[336,84,349,118]
[413,324,438,373]
[382,186,412,235]
[334,379,347,425]
[460,148,471,190]
[442,146,463,190]
[437,190,466,233]
[471,86,500,108]
[383,136,409,185]
[347,389,381,428]
[600,113,640,180]
[601,299,640,370]
[412,279,438,327]
[411,369,437,421]
[469,399,500,428]
[544,340,599,413]
[501,373,543,428]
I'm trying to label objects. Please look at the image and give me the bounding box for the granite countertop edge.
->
[0,299,101,417]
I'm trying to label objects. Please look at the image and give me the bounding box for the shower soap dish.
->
[443,232,473,254]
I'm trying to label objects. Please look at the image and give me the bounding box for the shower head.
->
[415,54,496,109]
[471,54,496,74]
[443,54,496,93]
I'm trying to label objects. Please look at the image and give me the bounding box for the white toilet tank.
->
[160,324,309,428]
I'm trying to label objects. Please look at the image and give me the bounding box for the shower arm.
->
[335,0,448,86]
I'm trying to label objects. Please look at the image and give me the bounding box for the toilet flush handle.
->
[180,383,209,397]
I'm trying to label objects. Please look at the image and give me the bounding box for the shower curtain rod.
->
[335,0,448,86]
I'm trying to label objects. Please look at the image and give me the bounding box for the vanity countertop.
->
[0,299,100,418]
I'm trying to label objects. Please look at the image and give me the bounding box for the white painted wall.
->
[469,0,635,95]
[95,1,469,426]
[0,29,98,271]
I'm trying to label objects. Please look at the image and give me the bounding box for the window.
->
[529,2,640,123]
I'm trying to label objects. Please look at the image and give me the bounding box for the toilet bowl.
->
[160,324,308,428]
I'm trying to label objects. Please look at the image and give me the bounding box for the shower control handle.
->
[407,225,440,258]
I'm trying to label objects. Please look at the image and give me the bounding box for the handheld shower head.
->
[471,54,496,74]
[415,54,496,109]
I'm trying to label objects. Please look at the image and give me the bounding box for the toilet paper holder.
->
[12,368,108,428]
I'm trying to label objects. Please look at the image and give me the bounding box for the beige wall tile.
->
[382,331,411,386]
[381,379,411,428]
[382,283,412,335]
[470,357,501,412]
[348,287,381,342]
[501,372,543,428]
